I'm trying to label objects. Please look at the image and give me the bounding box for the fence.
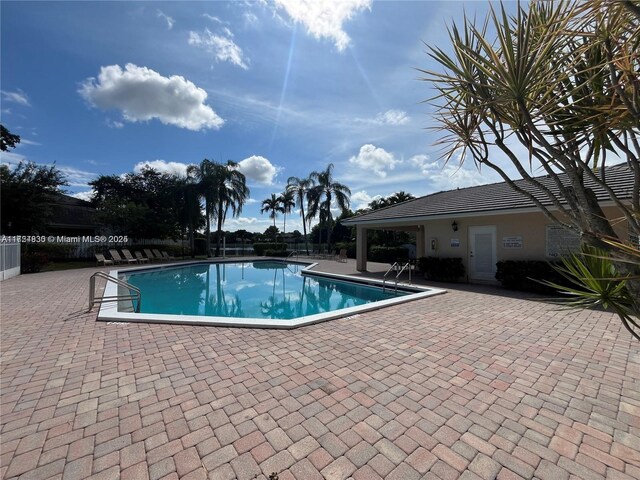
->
[0,243,21,281]
[65,238,185,259]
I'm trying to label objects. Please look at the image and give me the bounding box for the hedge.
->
[495,260,569,293]
[369,246,409,263]
[417,257,465,282]
[253,243,287,256]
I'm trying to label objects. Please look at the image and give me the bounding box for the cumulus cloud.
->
[133,160,190,177]
[351,190,381,210]
[274,0,371,51]
[375,109,409,125]
[237,155,278,185]
[188,28,249,70]
[348,144,400,178]
[157,10,174,30]
[70,191,94,202]
[79,63,224,131]
[1,89,30,106]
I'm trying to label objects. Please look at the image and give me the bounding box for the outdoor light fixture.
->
[452,220,458,232]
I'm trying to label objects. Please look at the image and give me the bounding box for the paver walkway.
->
[1,260,639,480]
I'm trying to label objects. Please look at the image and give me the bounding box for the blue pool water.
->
[120,261,407,320]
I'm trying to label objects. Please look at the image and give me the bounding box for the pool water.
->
[120,261,408,320]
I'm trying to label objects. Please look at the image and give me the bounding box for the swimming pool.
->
[97,260,446,328]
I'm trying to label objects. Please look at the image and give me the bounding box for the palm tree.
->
[187,159,249,258]
[261,194,284,241]
[186,159,217,257]
[286,176,314,255]
[279,190,296,237]
[307,163,351,251]
[212,161,250,257]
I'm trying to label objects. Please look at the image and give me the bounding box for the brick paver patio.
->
[1,260,639,479]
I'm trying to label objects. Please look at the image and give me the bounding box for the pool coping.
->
[97,258,447,329]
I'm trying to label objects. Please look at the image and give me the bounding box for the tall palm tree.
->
[307,163,351,251]
[212,161,250,257]
[286,176,314,255]
[261,194,284,241]
[186,159,217,257]
[278,190,296,237]
[187,159,249,258]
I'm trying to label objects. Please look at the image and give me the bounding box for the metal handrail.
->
[382,262,400,292]
[396,262,412,285]
[89,272,141,313]
[286,250,299,260]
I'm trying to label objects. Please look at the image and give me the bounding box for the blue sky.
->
[2,0,519,233]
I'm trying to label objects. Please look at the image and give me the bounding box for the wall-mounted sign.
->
[450,238,460,247]
[502,236,523,249]
[546,225,581,257]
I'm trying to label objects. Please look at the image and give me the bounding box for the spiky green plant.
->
[541,243,639,341]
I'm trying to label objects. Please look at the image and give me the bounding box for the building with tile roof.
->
[342,164,636,282]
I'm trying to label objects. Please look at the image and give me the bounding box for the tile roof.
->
[343,163,634,224]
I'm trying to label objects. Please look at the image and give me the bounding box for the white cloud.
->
[410,154,488,190]
[58,166,97,188]
[157,10,174,30]
[274,0,371,51]
[133,160,190,177]
[70,191,94,202]
[202,14,224,24]
[0,150,27,166]
[348,144,400,178]
[1,89,30,106]
[351,190,381,210]
[375,110,409,125]
[237,155,278,185]
[106,119,124,129]
[79,63,224,131]
[188,28,249,70]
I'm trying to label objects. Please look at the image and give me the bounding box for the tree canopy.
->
[0,124,20,152]
[1,161,68,234]
[423,0,639,333]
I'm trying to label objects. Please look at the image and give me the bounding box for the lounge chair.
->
[95,253,113,266]
[144,249,161,262]
[152,249,167,262]
[121,249,140,264]
[161,251,175,261]
[337,249,348,263]
[134,251,150,264]
[110,249,137,264]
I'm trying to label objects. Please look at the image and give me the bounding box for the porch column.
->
[416,224,426,259]
[356,225,368,271]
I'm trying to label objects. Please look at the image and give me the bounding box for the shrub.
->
[417,257,465,282]
[21,251,50,273]
[253,243,287,256]
[264,249,289,257]
[369,246,409,263]
[27,243,74,261]
[336,242,356,258]
[495,260,570,293]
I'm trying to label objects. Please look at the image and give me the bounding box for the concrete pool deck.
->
[1,257,639,479]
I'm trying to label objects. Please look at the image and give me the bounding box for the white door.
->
[469,226,497,281]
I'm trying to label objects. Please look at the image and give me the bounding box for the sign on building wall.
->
[450,238,460,247]
[502,236,523,248]
[546,225,581,257]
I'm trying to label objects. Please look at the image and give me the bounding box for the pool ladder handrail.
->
[382,261,412,293]
[286,250,299,260]
[89,272,141,313]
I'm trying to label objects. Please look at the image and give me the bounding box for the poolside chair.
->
[121,249,140,264]
[95,253,113,266]
[134,251,150,264]
[161,250,175,261]
[337,249,348,263]
[144,249,160,262]
[110,249,137,264]
[152,249,167,262]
